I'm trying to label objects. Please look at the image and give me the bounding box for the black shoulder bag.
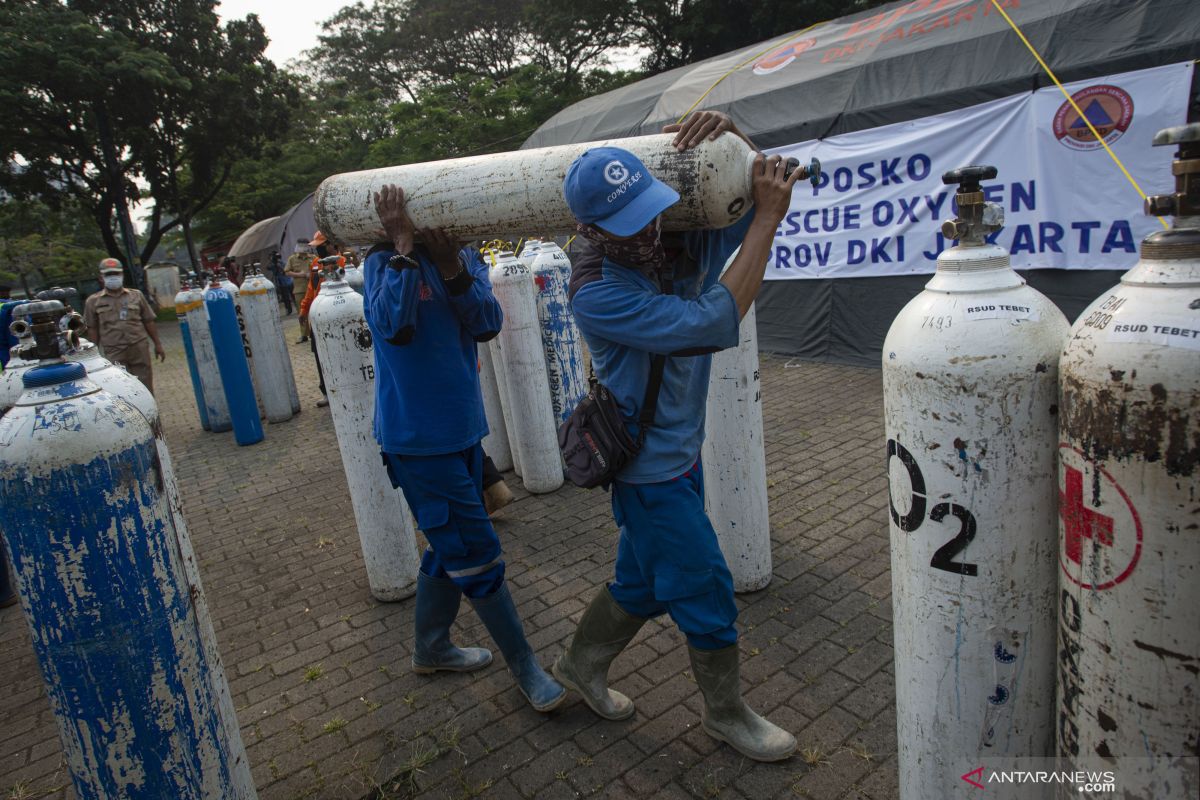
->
[558,355,666,489]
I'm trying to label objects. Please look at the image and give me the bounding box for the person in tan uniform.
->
[83,258,166,394]
[285,245,314,341]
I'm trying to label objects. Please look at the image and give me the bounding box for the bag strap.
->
[634,354,666,448]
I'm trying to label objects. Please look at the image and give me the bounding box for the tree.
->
[0,0,293,278]
[0,199,109,296]
[311,0,634,102]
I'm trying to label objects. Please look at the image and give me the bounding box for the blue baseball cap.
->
[563,147,680,236]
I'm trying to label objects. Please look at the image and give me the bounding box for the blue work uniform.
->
[363,245,506,598]
[567,211,754,649]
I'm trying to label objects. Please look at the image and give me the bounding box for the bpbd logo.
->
[752,38,817,76]
[1053,84,1134,150]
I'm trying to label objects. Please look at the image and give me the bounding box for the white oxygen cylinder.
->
[702,267,770,593]
[488,251,562,494]
[478,344,513,472]
[309,273,419,601]
[519,239,543,268]
[531,241,588,426]
[343,264,364,294]
[316,133,760,243]
[237,272,296,423]
[183,286,232,433]
[69,340,156,423]
[1055,126,1200,800]
[882,167,1068,800]
[489,332,523,478]
[1,344,36,414]
[219,273,264,418]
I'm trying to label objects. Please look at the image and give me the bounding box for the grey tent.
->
[225,193,318,269]
[227,215,281,264]
[524,0,1200,365]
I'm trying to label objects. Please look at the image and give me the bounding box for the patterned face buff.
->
[576,216,667,273]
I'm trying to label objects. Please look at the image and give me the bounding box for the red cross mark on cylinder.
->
[1060,465,1114,565]
[1057,444,1143,591]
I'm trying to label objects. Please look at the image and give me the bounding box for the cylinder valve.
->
[941,165,1003,243]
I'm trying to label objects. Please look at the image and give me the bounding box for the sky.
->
[217,0,349,68]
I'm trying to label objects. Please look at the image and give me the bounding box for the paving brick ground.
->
[1,314,899,800]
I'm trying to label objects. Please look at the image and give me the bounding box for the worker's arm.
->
[138,292,165,360]
[719,154,802,319]
[419,228,501,341]
[362,248,422,346]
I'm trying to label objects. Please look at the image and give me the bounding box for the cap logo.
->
[603,161,630,186]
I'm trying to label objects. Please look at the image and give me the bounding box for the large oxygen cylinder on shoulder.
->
[531,240,587,426]
[488,250,562,493]
[478,344,513,472]
[315,133,761,243]
[175,281,211,430]
[1055,125,1200,800]
[204,279,263,446]
[309,270,420,601]
[882,166,1067,799]
[238,271,297,423]
[702,255,770,593]
[0,301,256,800]
[184,283,232,433]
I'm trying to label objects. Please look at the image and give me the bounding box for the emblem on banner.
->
[752,38,817,76]
[1052,84,1134,150]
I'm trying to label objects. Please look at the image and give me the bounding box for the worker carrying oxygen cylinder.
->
[555,110,811,761]
[364,185,566,712]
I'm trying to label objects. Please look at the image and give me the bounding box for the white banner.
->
[764,62,1194,279]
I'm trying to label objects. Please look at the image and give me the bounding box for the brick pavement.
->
[0,315,898,800]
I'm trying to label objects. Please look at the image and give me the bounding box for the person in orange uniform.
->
[299,231,344,408]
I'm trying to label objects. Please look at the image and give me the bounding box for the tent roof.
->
[227,215,281,258]
[224,192,317,262]
[523,0,1200,150]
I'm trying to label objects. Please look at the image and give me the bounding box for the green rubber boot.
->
[689,643,797,762]
[553,586,647,720]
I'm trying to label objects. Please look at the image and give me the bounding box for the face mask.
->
[103,275,123,290]
[576,216,666,273]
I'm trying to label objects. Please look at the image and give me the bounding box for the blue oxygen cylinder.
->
[176,282,210,430]
[0,300,257,799]
[0,360,257,799]
[204,280,263,445]
[0,537,13,606]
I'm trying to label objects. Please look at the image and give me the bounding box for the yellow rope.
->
[675,21,829,124]
[988,0,1168,228]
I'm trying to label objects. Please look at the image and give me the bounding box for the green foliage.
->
[0,199,109,295]
[0,0,294,267]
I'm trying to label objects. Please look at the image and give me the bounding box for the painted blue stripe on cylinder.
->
[204,288,263,445]
[0,433,252,798]
[178,318,211,430]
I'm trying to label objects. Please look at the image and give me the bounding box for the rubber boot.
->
[411,571,493,674]
[552,586,646,720]
[469,584,566,712]
[688,643,797,762]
